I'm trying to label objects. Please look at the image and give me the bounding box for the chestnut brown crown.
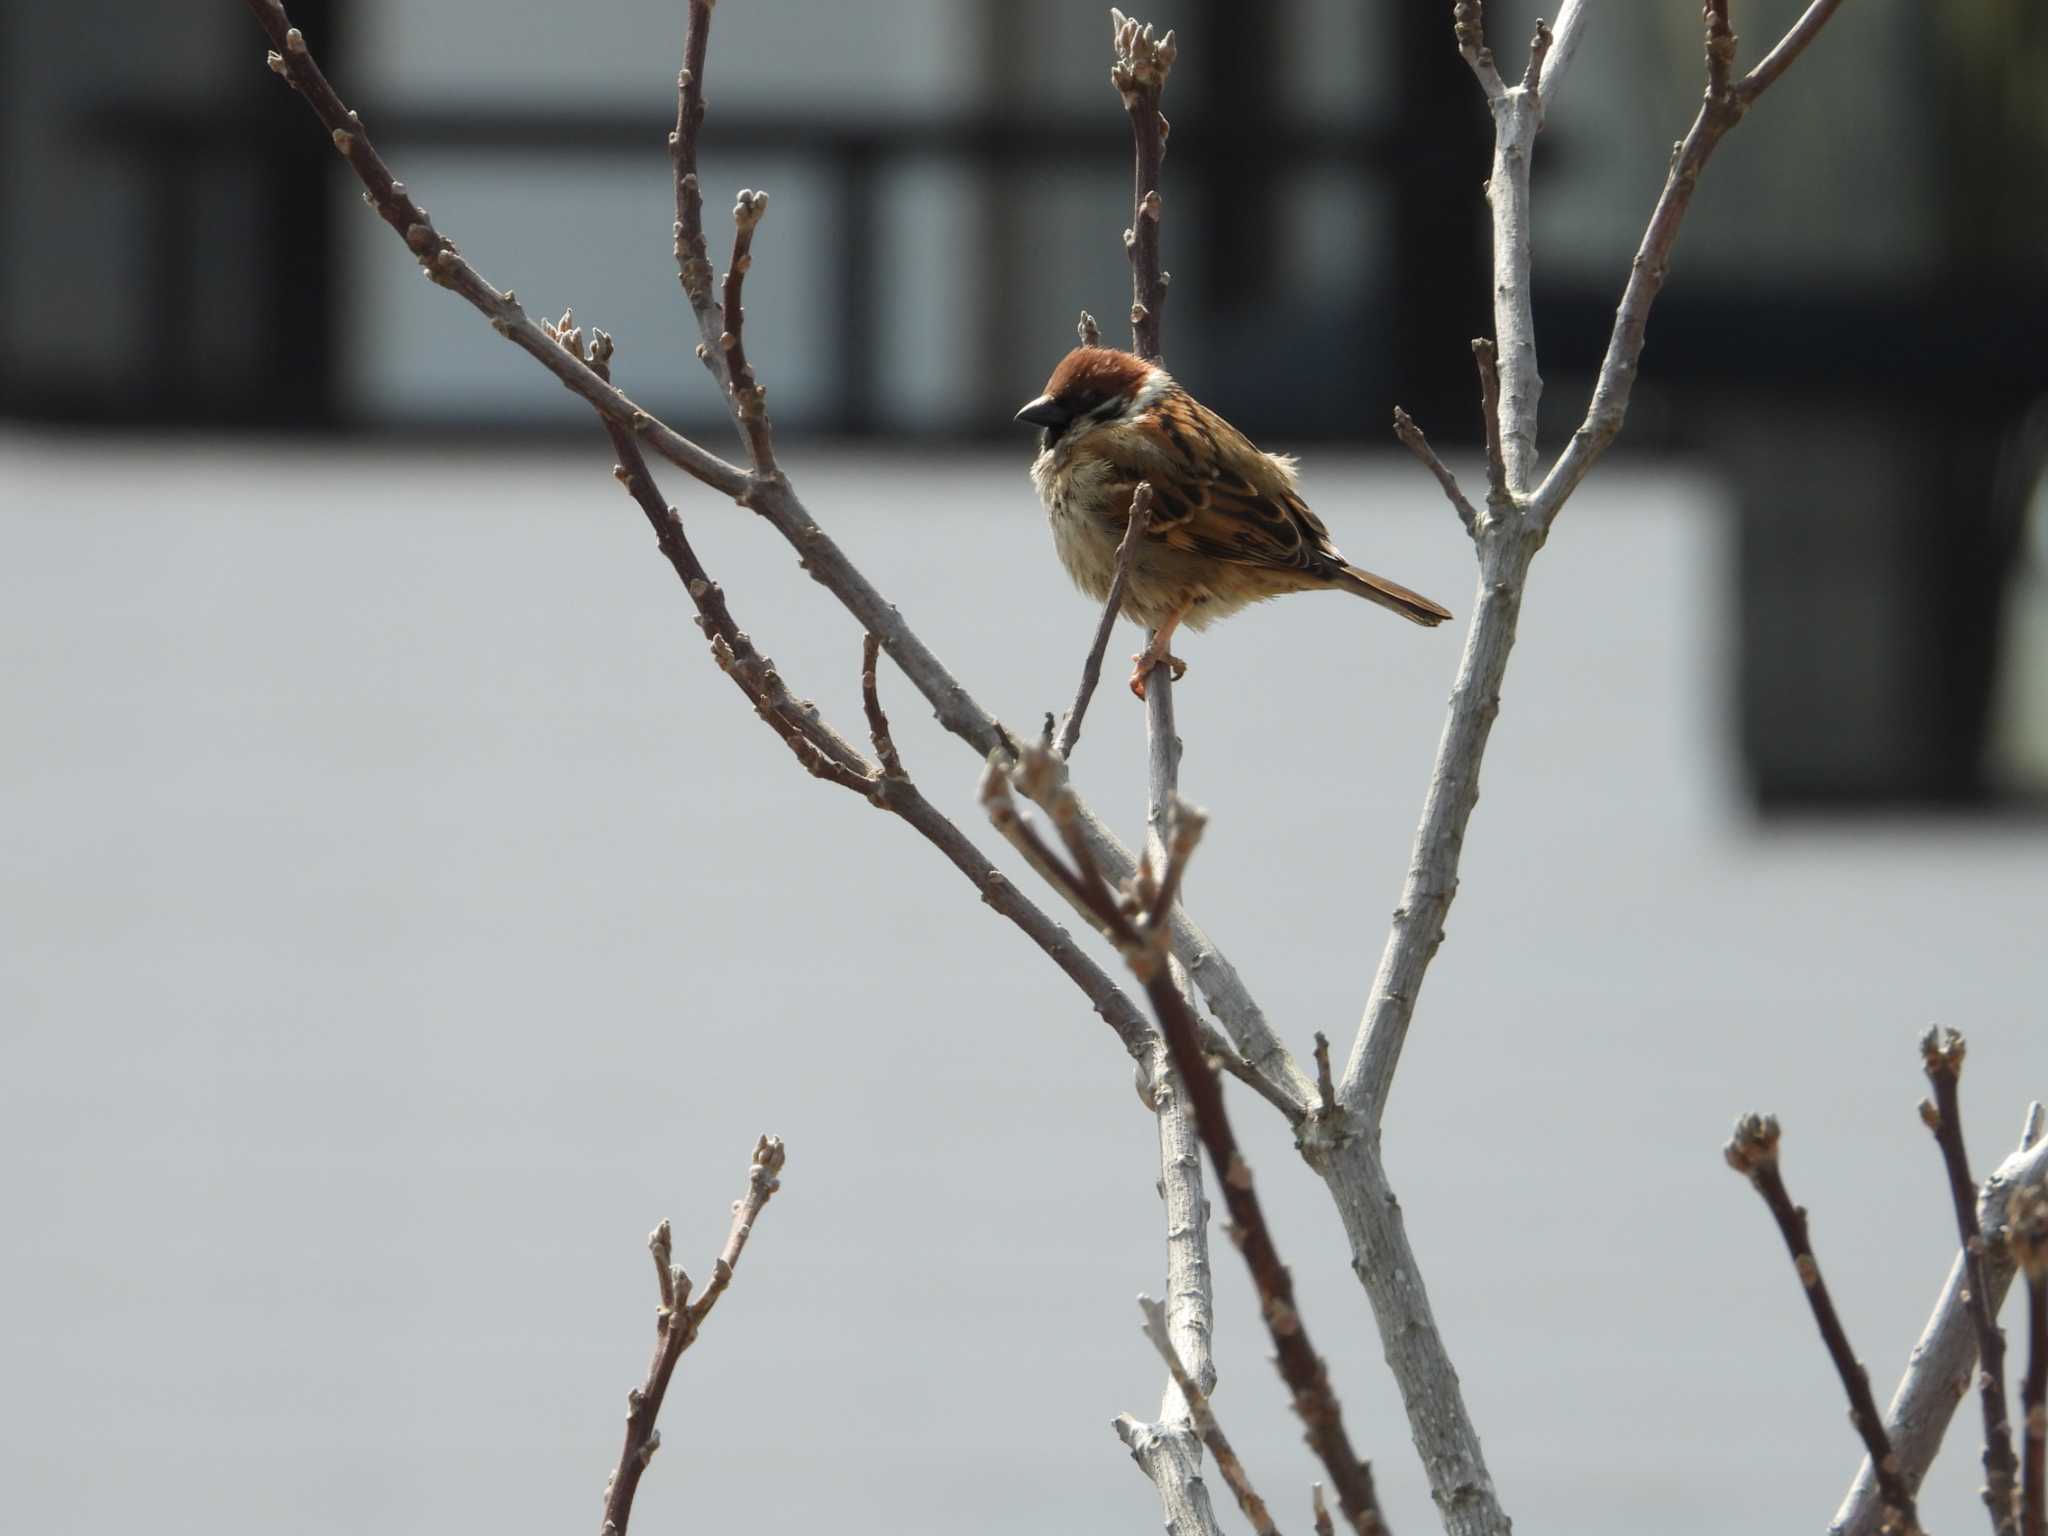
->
[1014,346,1159,446]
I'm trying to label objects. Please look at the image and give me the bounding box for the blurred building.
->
[2,0,2044,804]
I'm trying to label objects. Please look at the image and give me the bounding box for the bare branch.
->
[1532,0,1852,521]
[1348,0,1850,1136]
[1740,0,1851,102]
[1312,1032,1337,1118]
[1452,2,1507,100]
[1110,8,1175,361]
[1518,17,1554,101]
[600,1136,784,1536]
[1703,0,1737,105]
[860,634,906,781]
[1919,1029,2021,1535]
[1146,795,1205,933]
[1836,1127,2048,1536]
[1536,0,1590,112]
[1313,1484,1335,1536]
[1726,1116,1923,1536]
[669,0,713,306]
[1391,408,1480,539]
[1138,1294,1285,1536]
[1056,482,1155,760]
[1471,338,1509,512]
[2011,1187,2047,1536]
[719,190,777,472]
[649,1219,676,1315]
[1205,1024,1311,1125]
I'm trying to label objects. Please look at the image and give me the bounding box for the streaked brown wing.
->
[1098,391,1348,579]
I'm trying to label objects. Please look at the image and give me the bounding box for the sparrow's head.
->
[1015,346,1164,452]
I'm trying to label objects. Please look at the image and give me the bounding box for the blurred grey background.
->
[3,3,2047,1535]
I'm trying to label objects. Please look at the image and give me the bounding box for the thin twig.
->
[1078,310,1103,347]
[1204,1024,1311,1125]
[1532,0,1854,520]
[600,1136,785,1536]
[860,634,906,781]
[1726,1115,1922,1536]
[1390,408,1480,540]
[1836,1120,2048,1536]
[1518,17,1554,101]
[1471,338,1509,513]
[1739,0,1849,102]
[2009,1187,2047,1536]
[1703,0,1736,105]
[1313,1484,1335,1536]
[719,190,777,472]
[1919,1029,2020,1535]
[1056,481,1155,760]
[1138,1294,1285,1536]
[1312,1032,1338,1118]
[1110,8,1174,363]
[1452,1,1506,100]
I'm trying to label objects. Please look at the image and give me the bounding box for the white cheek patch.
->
[1126,368,1175,419]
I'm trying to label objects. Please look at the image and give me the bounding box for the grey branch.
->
[1341,6,1850,1534]
[1833,1117,2048,1536]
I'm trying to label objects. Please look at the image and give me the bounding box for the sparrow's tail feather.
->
[1337,564,1453,627]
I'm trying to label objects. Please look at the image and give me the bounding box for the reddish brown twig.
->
[1110,10,1174,363]
[860,634,906,781]
[717,191,776,471]
[601,1135,785,1536]
[1056,482,1156,760]
[1138,1295,1285,1536]
[669,1,714,305]
[2010,1186,2048,1536]
[244,0,748,504]
[568,318,870,795]
[1390,408,1479,539]
[1726,1115,1922,1535]
[1920,1029,2021,1535]
[668,0,775,473]
[1703,0,1737,103]
[981,765,1389,1535]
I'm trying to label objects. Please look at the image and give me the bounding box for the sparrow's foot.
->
[1127,648,1189,700]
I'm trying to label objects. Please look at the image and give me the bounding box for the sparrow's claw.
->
[1127,649,1189,700]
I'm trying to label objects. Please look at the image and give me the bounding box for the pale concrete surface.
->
[3,431,2044,1535]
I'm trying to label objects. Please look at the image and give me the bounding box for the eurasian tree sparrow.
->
[1017,346,1451,697]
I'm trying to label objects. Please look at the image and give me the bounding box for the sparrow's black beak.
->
[1014,394,1069,430]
